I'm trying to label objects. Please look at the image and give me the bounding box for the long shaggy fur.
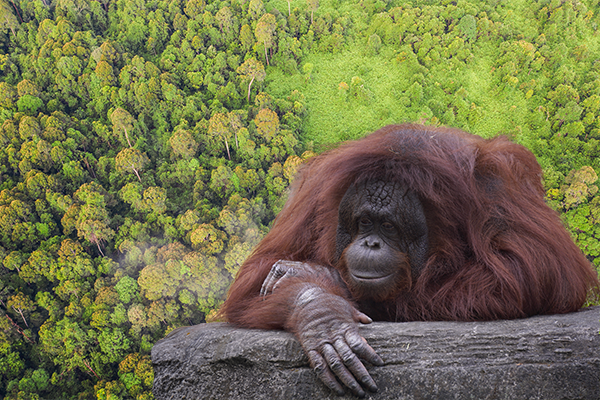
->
[222,124,599,327]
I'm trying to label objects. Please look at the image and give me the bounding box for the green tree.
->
[237,58,266,102]
[39,318,100,379]
[0,0,19,37]
[94,60,116,87]
[110,108,136,148]
[118,353,154,399]
[127,303,148,333]
[181,251,230,314]
[138,262,179,301]
[184,0,205,18]
[254,108,279,143]
[367,33,382,55]
[189,224,225,254]
[0,194,38,252]
[119,182,143,211]
[17,80,40,98]
[115,148,150,182]
[17,95,44,115]
[255,13,276,66]
[215,6,233,37]
[57,238,95,281]
[115,276,139,304]
[209,165,237,199]
[208,112,232,160]
[55,0,91,26]
[458,14,477,42]
[7,292,36,328]
[307,0,318,24]
[19,116,41,141]
[63,182,115,256]
[98,328,131,363]
[142,186,167,214]
[248,0,264,20]
[240,24,254,52]
[0,82,17,109]
[562,166,598,209]
[169,128,198,159]
[283,154,303,181]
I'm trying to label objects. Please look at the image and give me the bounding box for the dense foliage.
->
[0,0,599,398]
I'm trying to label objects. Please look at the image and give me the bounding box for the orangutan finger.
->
[307,348,345,396]
[346,330,384,366]
[322,343,365,398]
[334,338,378,393]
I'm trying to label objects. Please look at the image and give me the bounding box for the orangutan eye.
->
[359,217,372,227]
[382,222,394,231]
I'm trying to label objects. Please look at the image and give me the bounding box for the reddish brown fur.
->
[221,124,599,328]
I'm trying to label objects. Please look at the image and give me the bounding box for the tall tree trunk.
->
[225,138,231,160]
[264,46,269,66]
[124,128,133,147]
[247,76,255,102]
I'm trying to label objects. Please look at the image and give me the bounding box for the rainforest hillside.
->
[0,0,599,398]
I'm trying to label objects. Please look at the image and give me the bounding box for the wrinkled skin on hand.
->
[290,285,383,397]
[263,262,384,398]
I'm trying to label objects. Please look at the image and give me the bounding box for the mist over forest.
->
[1,0,599,398]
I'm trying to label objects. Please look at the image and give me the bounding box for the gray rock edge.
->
[152,306,600,400]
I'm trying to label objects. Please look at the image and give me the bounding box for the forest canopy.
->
[1,0,599,398]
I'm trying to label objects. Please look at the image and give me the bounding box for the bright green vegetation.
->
[0,0,599,398]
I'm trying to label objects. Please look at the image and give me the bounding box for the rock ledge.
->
[152,306,599,400]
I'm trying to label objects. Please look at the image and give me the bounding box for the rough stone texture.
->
[152,306,599,400]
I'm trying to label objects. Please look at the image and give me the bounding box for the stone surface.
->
[152,306,599,400]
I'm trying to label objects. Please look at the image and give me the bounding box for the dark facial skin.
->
[337,180,428,301]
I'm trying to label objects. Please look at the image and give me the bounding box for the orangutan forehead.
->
[354,180,406,211]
